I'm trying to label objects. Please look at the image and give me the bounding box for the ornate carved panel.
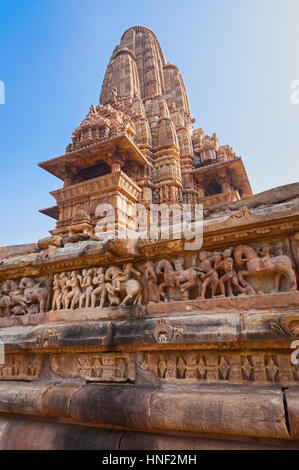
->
[0,276,52,317]
[51,353,136,382]
[0,354,44,381]
[141,350,297,385]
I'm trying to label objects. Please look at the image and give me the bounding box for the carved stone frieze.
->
[51,353,136,382]
[0,354,44,381]
[0,242,297,326]
[0,276,52,317]
[142,350,299,385]
[144,243,297,303]
[51,262,142,311]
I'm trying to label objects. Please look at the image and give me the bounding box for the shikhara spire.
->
[39,26,252,238]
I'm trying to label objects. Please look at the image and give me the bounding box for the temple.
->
[39,26,252,238]
[0,27,299,450]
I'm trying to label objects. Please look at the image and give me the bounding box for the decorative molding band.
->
[51,352,136,382]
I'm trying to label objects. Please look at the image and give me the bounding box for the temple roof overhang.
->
[38,134,149,181]
[39,205,59,220]
[192,157,253,198]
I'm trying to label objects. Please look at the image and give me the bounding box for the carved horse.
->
[234,245,297,294]
[171,259,202,299]
[104,266,142,306]
[155,259,201,301]
[155,260,181,302]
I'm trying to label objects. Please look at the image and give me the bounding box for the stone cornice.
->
[0,205,298,280]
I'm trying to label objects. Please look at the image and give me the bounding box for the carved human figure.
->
[32,359,42,377]
[79,268,95,309]
[12,359,20,377]
[105,264,142,306]
[91,267,107,308]
[195,251,221,298]
[52,274,61,311]
[144,262,160,303]
[2,279,27,314]
[258,244,271,270]
[172,258,201,300]
[0,289,10,316]
[54,272,70,311]
[214,247,245,297]
[155,260,181,302]
[65,271,82,310]
[116,263,141,285]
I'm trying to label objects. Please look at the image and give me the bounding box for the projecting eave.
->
[38,134,150,181]
[39,206,59,220]
[192,157,253,198]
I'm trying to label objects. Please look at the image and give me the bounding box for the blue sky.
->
[0,0,298,246]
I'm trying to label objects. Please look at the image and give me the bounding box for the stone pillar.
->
[108,155,125,173]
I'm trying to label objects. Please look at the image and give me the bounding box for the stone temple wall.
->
[0,183,299,449]
[1,26,298,450]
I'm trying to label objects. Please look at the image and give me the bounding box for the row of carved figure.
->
[0,243,297,316]
[0,277,51,317]
[1,350,299,384]
[0,355,43,380]
[52,263,142,311]
[144,244,297,302]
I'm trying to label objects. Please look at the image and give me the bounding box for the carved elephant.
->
[24,286,50,314]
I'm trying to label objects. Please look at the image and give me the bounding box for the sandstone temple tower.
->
[0,27,298,450]
[39,26,252,238]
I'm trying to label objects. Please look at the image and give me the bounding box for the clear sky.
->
[0,0,298,246]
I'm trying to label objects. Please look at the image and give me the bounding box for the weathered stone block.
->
[69,384,153,430]
[43,384,82,418]
[150,386,289,439]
